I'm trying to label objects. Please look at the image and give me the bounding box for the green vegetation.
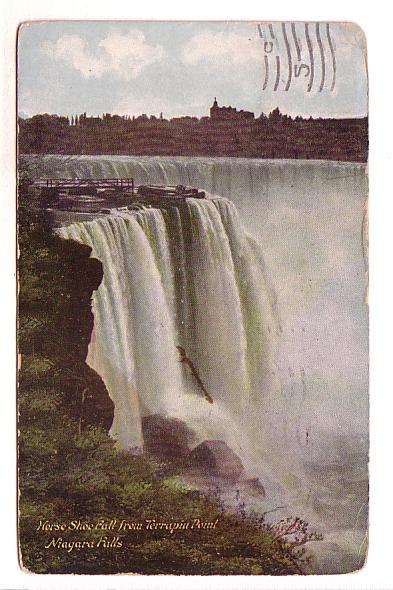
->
[18,173,313,575]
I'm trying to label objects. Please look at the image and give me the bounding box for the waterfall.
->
[28,154,366,484]
[26,154,369,569]
[58,196,296,488]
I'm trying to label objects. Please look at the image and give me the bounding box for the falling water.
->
[58,197,295,489]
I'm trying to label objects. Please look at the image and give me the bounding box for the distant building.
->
[210,98,254,121]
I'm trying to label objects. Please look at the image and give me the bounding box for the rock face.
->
[19,231,114,432]
[142,414,196,460]
[189,440,245,481]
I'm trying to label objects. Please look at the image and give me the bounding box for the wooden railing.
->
[34,178,134,192]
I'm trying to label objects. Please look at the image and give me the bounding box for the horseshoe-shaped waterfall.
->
[58,195,290,487]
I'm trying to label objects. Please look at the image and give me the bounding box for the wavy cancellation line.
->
[258,22,337,93]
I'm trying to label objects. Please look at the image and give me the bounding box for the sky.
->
[18,21,368,119]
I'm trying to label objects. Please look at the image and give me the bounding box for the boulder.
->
[189,440,244,481]
[241,477,266,497]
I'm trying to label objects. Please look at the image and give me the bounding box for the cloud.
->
[181,30,262,68]
[42,29,165,80]
[99,30,165,79]
[42,35,106,78]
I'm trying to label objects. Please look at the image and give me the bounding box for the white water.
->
[58,197,298,492]
[26,155,368,447]
[26,155,368,573]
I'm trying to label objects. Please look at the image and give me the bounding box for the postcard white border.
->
[2,1,392,589]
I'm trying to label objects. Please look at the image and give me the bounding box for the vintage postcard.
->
[17,20,368,575]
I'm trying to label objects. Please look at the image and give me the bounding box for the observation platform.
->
[33,178,206,226]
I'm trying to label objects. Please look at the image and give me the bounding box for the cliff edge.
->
[18,186,114,431]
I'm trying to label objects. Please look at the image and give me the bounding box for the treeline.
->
[18,108,368,162]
